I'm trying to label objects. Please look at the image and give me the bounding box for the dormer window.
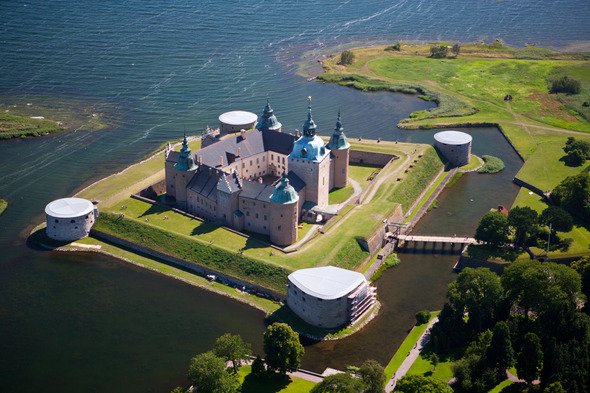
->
[301,148,307,158]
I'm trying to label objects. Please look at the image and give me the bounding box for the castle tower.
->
[171,134,198,208]
[270,173,299,246]
[288,98,331,208]
[255,99,282,132]
[326,111,350,189]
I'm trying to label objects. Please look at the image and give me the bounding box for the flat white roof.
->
[45,198,94,218]
[434,130,472,145]
[218,111,257,126]
[288,266,366,300]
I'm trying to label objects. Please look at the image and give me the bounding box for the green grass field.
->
[237,366,317,393]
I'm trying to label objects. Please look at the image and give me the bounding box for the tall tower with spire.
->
[326,111,350,189]
[269,172,299,246]
[288,98,331,209]
[165,134,198,209]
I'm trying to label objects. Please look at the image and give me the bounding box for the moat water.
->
[0,1,587,391]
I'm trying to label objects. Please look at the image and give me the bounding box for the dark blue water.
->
[0,1,588,392]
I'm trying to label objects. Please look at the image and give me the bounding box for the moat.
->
[0,0,582,391]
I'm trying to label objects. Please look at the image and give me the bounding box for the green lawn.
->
[237,366,317,393]
[328,185,353,204]
[404,166,448,222]
[0,199,7,216]
[348,163,381,189]
[383,311,440,382]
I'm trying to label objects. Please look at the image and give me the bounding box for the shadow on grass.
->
[190,222,218,236]
[240,372,292,393]
[138,202,169,218]
[465,244,523,262]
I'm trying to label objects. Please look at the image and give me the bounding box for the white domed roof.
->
[289,266,366,300]
[434,131,472,145]
[45,198,94,218]
[218,111,257,126]
[289,135,330,162]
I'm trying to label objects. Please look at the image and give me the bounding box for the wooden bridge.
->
[395,234,477,252]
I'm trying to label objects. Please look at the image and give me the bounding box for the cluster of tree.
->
[475,205,573,250]
[429,262,589,393]
[562,137,590,166]
[339,50,356,65]
[429,44,460,59]
[552,172,590,221]
[173,322,304,393]
[551,75,582,95]
[310,359,386,393]
[385,43,401,51]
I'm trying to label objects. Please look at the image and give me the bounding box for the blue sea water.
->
[0,1,588,392]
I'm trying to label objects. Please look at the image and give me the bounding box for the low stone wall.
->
[136,178,166,200]
[91,228,285,301]
[350,149,397,166]
[358,204,404,255]
[513,177,549,199]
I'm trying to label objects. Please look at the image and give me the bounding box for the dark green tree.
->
[545,382,567,393]
[170,387,186,393]
[251,355,265,377]
[452,43,461,57]
[396,374,453,393]
[571,256,590,313]
[213,333,251,373]
[447,268,504,333]
[516,332,543,385]
[310,372,365,393]
[551,76,582,94]
[263,322,304,375]
[475,211,509,246]
[430,45,448,58]
[508,206,538,247]
[540,206,573,235]
[187,351,239,393]
[563,137,590,166]
[359,359,386,393]
[552,172,590,221]
[452,354,497,393]
[339,50,355,65]
[485,321,514,374]
[416,310,431,325]
[430,353,440,371]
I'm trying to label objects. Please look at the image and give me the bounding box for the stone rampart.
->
[349,149,397,166]
[91,229,285,300]
[136,179,166,200]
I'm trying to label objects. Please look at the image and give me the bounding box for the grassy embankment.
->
[0,96,116,139]
[319,43,590,260]
[0,199,7,216]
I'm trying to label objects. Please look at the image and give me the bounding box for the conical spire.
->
[302,96,317,138]
[326,111,350,150]
[174,133,198,171]
[256,98,282,131]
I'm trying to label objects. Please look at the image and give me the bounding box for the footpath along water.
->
[0,0,584,391]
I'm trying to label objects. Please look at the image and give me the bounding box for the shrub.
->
[478,155,505,173]
[385,43,401,51]
[416,310,431,325]
[430,45,448,58]
[339,50,355,65]
[551,76,582,94]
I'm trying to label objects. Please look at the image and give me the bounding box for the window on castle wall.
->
[250,160,252,166]
[262,156,265,162]
[256,213,258,218]
[271,154,274,160]
[264,215,267,220]
[263,226,266,230]
[256,158,259,164]
[71,219,75,223]
[55,219,59,223]
[246,212,249,216]
[248,222,251,227]
[278,225,281,230]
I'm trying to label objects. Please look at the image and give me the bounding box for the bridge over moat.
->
[393,234,477,252]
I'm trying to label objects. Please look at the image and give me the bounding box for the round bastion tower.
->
[269,173,299,246]
[325,111,350,189]
[172,134,198,209]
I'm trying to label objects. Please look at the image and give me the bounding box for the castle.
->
[164,99,351,246]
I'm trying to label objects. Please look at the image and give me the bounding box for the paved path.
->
[385,317,439,392]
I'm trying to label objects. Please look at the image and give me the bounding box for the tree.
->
[545,382,567,393]
[485,321,514,374]
[396,374,453,393]
[552,172,590,221]
[563,137,590,166]
[551,76,582,94]
[430,45,448,58]
[339,50,355,65]
[447,268,504,333]
[540,206,573,235]
[310,372,365,393]
[452,354,497,393]
[571,256,590,313]
[187,351,239,393]
[516,332,543,385]
[508,206,538,247]
[416,310,431,325]
[213,333,251,374]
[430,353,439,371]
[251,355,265,377]
[263,322,304,375]
[475,211,509,246]
[359,359,386,393]
[452,43,461,57]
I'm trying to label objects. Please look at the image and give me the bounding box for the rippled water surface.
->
[0,1,588,391]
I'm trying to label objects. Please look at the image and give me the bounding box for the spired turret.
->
[171,134,198,208]
[326,111,350,189]
[256,99,282,132]
[270,173,299,246]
